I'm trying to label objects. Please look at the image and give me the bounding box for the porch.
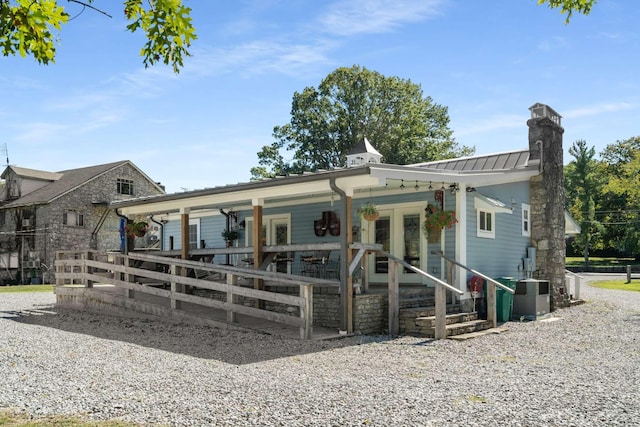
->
[54,244,510,340]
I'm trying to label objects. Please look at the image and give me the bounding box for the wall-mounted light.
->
[449,183,460,194]
[414,181,419,191]
[466,187,476,193]
[400,179,405,190]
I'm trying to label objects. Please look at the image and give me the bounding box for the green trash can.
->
[495,277,516,322]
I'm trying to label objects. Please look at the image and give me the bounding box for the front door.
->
[366,203,426,284]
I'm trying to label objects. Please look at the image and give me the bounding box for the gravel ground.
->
[1,275,639,426]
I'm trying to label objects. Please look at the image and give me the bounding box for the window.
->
[477,209,495,238]
[117,178,134,195]
[63,210,84,226]
[522,203,531,237]
[188,219,200,249]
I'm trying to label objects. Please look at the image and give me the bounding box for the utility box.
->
[512,279,550,321]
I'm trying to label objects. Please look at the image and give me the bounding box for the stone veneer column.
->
[528,113,569,310]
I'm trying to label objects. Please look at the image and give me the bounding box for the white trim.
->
[522,203,531,237]
[474,193,513,214]
[476,209,495,239]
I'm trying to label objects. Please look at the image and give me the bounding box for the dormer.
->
[0,166,62,201]
[346,137,383,167]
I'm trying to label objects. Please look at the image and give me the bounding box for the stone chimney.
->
[527,103,569,310]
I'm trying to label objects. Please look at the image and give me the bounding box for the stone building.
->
[0,161,164,284]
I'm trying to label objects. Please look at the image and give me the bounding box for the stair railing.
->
[431,251,515,329]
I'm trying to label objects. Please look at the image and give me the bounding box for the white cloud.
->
[564,102,634,119]
[319,0,444,36]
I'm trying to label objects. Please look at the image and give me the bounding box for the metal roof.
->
[411,149,532,172]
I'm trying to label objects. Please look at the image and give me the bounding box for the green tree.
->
[599,137,640,257]
[251,65,473,179]
[538,0,597,23]
[0,0,196,73]
[565,139,603,266]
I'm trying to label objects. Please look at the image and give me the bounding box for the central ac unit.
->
[25,260,39,269]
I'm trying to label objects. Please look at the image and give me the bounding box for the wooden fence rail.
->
[55,250,338,339]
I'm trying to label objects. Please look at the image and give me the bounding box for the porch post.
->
[253,200,264,309]
[345,194,353,334]
[456,184,468,295]
[179,207,190,296]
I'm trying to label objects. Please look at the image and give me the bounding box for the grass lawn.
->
[0,284,54,293]
[0,408,141,426]
[566,256,639,267]
[589,280,640,292]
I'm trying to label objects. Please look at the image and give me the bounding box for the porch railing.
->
[350,243,464,339]
[54,250,338,339]
[431,251,515,330]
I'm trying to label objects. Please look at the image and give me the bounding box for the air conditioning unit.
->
[25,260,40,269]
[22,219,31,228]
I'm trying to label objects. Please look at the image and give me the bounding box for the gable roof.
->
[1,165,63,182]
[1,160,161,209]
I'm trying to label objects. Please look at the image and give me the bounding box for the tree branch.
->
[67,0,112,18]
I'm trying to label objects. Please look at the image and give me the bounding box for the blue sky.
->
[1,0,638,193]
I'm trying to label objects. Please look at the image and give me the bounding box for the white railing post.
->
[574,275,581,300]
[300,284,313,340]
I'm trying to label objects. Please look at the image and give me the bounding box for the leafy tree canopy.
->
[538,0,597,23]
[251,65,473,179]
[0,0,196,73]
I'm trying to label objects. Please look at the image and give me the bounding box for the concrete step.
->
[400,310,494,338]
[414,311,478,328]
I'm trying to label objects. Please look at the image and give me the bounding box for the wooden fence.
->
[55,250,339,339]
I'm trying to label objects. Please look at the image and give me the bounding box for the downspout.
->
[220,209,231,265]
[114,209,129,254]
[329,177,349,332]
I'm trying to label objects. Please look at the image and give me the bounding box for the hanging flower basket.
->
[424,203,457,243]
[125,221,148,238]
[427,229,442,244]
[358,203,379,222]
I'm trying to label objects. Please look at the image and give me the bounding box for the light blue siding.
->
[465,182,531,281]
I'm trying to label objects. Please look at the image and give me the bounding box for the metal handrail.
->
[431,251,515,294]
[379,249,463,295]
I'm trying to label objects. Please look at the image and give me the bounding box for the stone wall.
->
[2,163,164,283]
[528,114,569,310]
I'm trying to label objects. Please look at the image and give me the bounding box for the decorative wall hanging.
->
[314,210,340,237]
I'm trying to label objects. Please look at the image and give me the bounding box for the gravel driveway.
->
[1,275,639,426]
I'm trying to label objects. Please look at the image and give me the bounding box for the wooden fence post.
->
[226,272,237,323]
[388,260,399,336]
[434,284,446,339]
[300,284,313,340]
[486,281,497,328]
[170,264,180,309]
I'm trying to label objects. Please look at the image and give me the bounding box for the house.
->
[102,103,569,337]
[0,161,165,284]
